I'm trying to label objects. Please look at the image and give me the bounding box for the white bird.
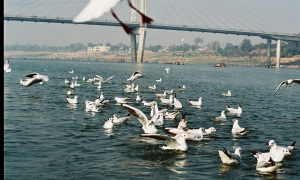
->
[255,154,280,173]
[4,60,10,72]
[187,97,202,106]
[164,113,187,135]
[112,113,131,124]
[127,72,145,81]
[67,88,73,95]
[183,127,205,141]
[154,113,165,126]
[65,79,70,84]
[84,100,94,111]
[212,111,227,122]
[82,76,86,81]
[69,70,73,74]
[273,79,300,95]
[148,84,156,90]
[94,74,114,83]
[268,140,296,154]
[142,100,156,107]
[69,81,75,89]
[203,127,218,136]
[91,103,101,113]
[165,68,170,74]
[164,89,173,95]
[20,72,49,87]
[139,132,189,151]
[114,96,132,104]
[66,95,78,104]
[74,81,82,87]
[122,104,158,134]
[103,118,114,129]
[159,95,173,104]
[173,93,182,109]
[72,76,78,80]
[134,85,139,91]
[136,93,143,102]
[73,0,153,35]
[155,90,166,98]
[156,78,162,82]
[218,146,243,165]
[99,92,105,101]
[97,81,102,89]
[178,85,186,91]
[231,119,248,135]
[250,148,291,163]
[123,85,134,93]
[164,110,180,120]
[226,104,242,114]
[221,90,232,97]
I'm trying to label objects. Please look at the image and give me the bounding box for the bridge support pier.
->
[267,39,271,67]
[276,40,281,68]
[137,27,146,63]
[130,34,137,62]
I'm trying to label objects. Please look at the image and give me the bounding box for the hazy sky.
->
[4,0,300,47]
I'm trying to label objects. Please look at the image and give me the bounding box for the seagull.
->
[127,72,145,81]
[164,112,187,135]
[122,103,158,134]
[72,76,78,80]
[159,95,173,104]
[164,89,173,94]
[156,78,162,82]
[84,100,95,111]
[221,90,232,97]
[94,74,115,83]
[231,119,248,135]
[250,148,291,163]
[148,84,156,90]
[69,81,75,89]
[97,81,102,89]
[103,117,114,129]
[74,81,82,87]
[173,93,182,109]
[155,90,166,98]
[212,111,227,122]
[182,127,205,141]
[4,60,11,72]
[218,146,243,165]
[178,85,186,91]
[164,110,180,120]
[136,93,143,102]
[66,95,78,104]
[67,88,73,95]
[273,79,300,95]
[123,85,134,93]
[226,104,242,114]
[73,0,153,35]
[187,97,202,106]
[203,127,218,136]
[139,132,189,151]
[252,152,280,173]
[91,103,101,113]
[69,70,73,74]
[65,79,70,84]
[165,68,171,75]
[112,113,131,124]
[142,100,156,107]
[20,72,49,87]
[114,96,132,104]
[268,140,296,154]
[99,92,105,101]
[154,113,165,126]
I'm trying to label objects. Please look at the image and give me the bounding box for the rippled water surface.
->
[4,59,300,180]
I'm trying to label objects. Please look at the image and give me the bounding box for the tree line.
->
[4,37,300,58]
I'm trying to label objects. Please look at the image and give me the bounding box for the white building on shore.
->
[87,45,110,52]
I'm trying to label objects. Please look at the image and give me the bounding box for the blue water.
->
[4,59,300,180]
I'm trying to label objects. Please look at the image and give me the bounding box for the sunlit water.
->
[4,59,300,180]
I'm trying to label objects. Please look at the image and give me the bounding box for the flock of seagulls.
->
[5,57,299,174]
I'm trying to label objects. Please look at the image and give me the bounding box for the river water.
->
[4,59,300,180]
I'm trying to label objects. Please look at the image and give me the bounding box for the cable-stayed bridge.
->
[4,0,300,67]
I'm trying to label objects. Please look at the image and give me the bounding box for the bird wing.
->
[122,104,149,127]
[24,72,38,78]
[292,79,300,84]
[140,134,178,147]
[73,0,121,22]
[273,81,285,95]
[105,76,114,82]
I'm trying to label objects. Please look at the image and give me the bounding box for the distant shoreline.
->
[4,51,300,68]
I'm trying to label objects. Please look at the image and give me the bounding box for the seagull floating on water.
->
[112,113,131,124]
[187,97,202,106]
[165,68,171,75]
[103,118,114,129]
[148,84,156,90]
[140,132,189,151]
[4,60,11,72]
[66,95,78,104]
[178,85,186,91]
[218,145,243,165]
[273,79,300,95]
[226,104,242,114]
[231,118,248,135]
[254,153,280,173]
[156,78,162,82]
[212,111,227,122]
[220,90,232,97]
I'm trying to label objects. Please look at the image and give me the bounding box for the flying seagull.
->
[73,0,153,34]
[273,79,300,95]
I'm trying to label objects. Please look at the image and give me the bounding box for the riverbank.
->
[4,51,300,68]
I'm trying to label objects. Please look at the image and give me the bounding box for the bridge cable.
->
[180,0,208,27]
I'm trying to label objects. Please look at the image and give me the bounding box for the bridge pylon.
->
[130,0,147,63]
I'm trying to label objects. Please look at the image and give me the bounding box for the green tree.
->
[240,39,252,52]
